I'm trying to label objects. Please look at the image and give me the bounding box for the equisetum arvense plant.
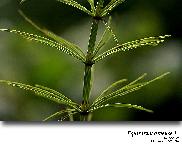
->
[0,0,171,121]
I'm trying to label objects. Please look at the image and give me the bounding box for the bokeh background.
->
[0,0,181,121]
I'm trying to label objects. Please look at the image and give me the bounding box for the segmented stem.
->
[82,65,92,104]
[88,19,99,54]
[82,19,99,112]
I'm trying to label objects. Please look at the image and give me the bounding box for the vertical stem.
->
[81,19,99,114]
[80,113,93,121]
[82,65,92,104]
[88,19,99,54]
[69,113,74,121]
[80,114,88,121]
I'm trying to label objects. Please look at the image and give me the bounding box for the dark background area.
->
[0,0,181,121]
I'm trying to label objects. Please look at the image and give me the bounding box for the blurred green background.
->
[0,0,181,121]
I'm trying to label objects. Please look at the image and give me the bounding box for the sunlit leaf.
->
[101,0,125,17]
[94,16,113,55]
[92,72,170,107]
[94,35,171,62]
[127,73,147,86]
[91,78,127,107]
[60,111,79,121]
[102,19,119,44]
[0,28,85,62]
[43,109,76,121]
[87,0,96,14]
[57,0,92,16]
[90,103,153,113]
[0,80,80,111]
[18,10,85,62]
[35,84,75,104]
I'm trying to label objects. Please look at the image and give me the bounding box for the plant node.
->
[93,16,103,21]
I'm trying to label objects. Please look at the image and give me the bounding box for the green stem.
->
[98,0,104,7]
[82,65,92,104]
[88,19,99,54]
[81,19,99,114]
[80,113,92,121]
[80,114,88,121]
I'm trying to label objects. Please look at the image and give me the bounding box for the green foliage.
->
[19,10,86,61]
[0,0,172,121]
[90,103,153,113]
[43,109,76,121]
[57,0,93,15]
[100,0,125,17]
[94,17,112,55]
[102,19,119,44]
[0,80,80,111]
[0,72,170,121]
[20,0,124,18]
[0,28,85,62]
[87,0,96,14]
[94,35,171,62]
[91,72,170,108]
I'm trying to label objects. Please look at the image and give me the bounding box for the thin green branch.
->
[90,103,153,113]
[101,0,125,17]
[0,80,80,111]
[91,78,127,107]
[57,0,93,16]
[127,73,147,86]
[60,112,78,121]
[87,0,96,14]
[43,109,76,121]
[102,19,119,44]
[93,17,113,56]
[92,72,170,107]
[35,84,75,104]
[0,28,85,62]
[94,35,171,62]
[19,10,86,61]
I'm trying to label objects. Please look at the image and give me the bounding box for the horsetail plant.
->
[0,0,171,121]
